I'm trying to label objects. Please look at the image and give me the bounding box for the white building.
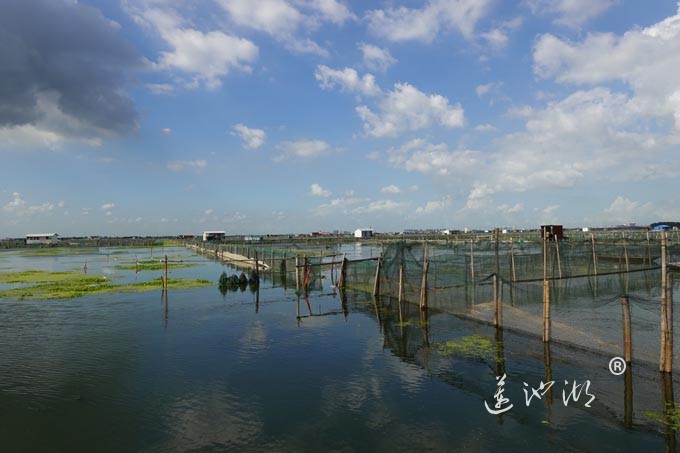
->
[25,233,59,245]
[202,231,226,241]
[354,228,374,238]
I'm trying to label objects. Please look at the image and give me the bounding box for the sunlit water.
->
[0,247,674,452]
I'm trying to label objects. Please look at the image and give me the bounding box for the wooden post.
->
[510,239,517,283]
[303,256,309,293]
[295,255,300,290]
[660,231,672,373]
[254,250,259,282]
[469,240,475,285]
[398,262,404,325]
[554,236,562,279]
[543,226,550,342]
[621,295,632,363]
[338,254,347,289]
[420,241,429,310]
[591,233,598,276]
[164,254,168,290]
[373,255,382,297]
[493,274,502,328]
[623,232,630,273]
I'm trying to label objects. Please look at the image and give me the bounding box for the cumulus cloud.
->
[276,139,333,160]
[386,139,481,176]
[416,195,452,214]
[167,160,208,172]
[526,0,615,28]
[381,184,418,194]
[315,66,381,96]
[352,199,407,214]
[100,203,116,210]
[126,4,258,90]
[232,123,266,149]
[357,83,465,137]
[161,127,172,135]
[310,183,332,198]
[0,0,142,148]
[365,0,493,42]
[359,43,397,72]
[217,0,354,56]
[3,192,55,216]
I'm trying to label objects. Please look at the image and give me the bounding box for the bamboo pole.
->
[164,254,168,290]
[511,239,516,283]
[469,240,475,285]
[621,295,632,363]
[420,241,429,310]
[373,255,382,297]
[338,254,347,289]
[543,226,551,342]
[591,233,598,276]
[295,256,300,291]
[554,237,562,279]
[660,231,671,373]
[623,232,630,273]
[493,274,502,328]
[398,262,404,325]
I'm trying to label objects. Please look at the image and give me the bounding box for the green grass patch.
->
[114,259,197,271]
[435,334,497,361]
[0,275,212,300]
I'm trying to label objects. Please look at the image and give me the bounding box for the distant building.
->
[202,231,226,241]
[540,225,564,241]
[243,235,262,243]
[354,228,374,238]
[178,234,196,239]
[26,233,59,245]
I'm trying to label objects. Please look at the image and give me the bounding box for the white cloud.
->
[357,83,465,137]
[526,0,615,28]
[127,6,258,90]
[315,65,381,96]
[232,123,266,149]
[366,0,493,42]
[359,43,397,72]
[167,160,207,172]
[534,6,680,131]
[161,127,172,135]
[310,183,332,198]
[101,203,116,210]
[147,83,174,95]
[474,123,497,132]
[416,195,452,214]
[465,183,494,210]
[276,139,332,160]
[352,199,407,214]
[498,203,524,214]
[204,208,214,216]
[380,185,401,194]
[386,139,481,176]
[217,0,353,57]
[3,192,54,216]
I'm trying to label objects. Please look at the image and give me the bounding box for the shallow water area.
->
[0,246,675,452]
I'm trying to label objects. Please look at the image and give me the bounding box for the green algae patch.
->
[0,273,212,300]
[114,259,197,271]
[435,334,496,361]
[0,270,86,284]
[643,403,680,431]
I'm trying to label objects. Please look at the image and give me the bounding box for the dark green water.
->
[0,248,675,452]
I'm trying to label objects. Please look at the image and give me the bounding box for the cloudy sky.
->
[1,0,679,236]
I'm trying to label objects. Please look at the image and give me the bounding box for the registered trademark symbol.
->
[609,357,627,375]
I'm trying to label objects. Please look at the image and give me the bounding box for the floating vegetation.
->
[0,270,86,284]
[435,334,496,361]
[0,270,211,300]
[643,403,680,431]
[115,259,197,271]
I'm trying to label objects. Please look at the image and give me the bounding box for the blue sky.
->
[1,0,679,236]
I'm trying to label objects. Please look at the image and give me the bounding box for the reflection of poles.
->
[544,341,553,405]
[624,365,633,429]
[163,254,168,291]
[162,286,168,330]
[661,371,676,452]
[495,326,505,378]
[340,288,348,319]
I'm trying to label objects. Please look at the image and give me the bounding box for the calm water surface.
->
[0,247,674,452]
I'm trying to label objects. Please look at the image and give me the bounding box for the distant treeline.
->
[0,237,171,249]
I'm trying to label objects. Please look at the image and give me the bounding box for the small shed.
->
[354,228,374,239]
[540,225,564,241]
[202,231,226,242]
[25,233,59,245]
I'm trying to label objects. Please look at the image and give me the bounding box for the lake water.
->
[0,247,675,452]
